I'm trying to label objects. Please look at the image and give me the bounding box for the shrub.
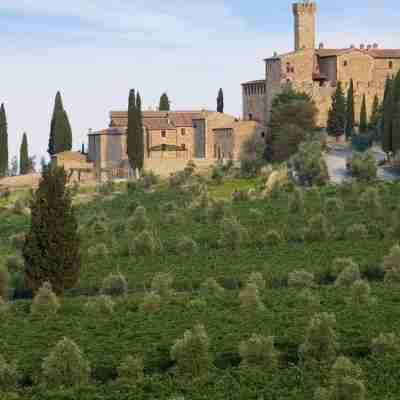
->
[12,198,28,215]
[350,280,372,305]
[89,220,109,242]
[305,214,329,241]
[187,298,207,312]
[335,263,361,288]
[299,312,337,364]
[117,355,145,384]
[209,200,227,221]
[232,189,249,202]
[246,272,266,290]
[288,270,315,289]
[211,165,224,184]
[126,199,140,215]
[239,334,279,368]
[151,272,174,297]
[348,150,377,182]
[170,324,211,378]
[288,188,304,213]
[315,356,366,400]
[297,289,320,317]
[0,266,10,300]
[176,236,198,256]
[359,187,381,218]
[139,292,161,313]
[4,256,23,273]
[97,181,114,196]
[42,337,91,387]
[345,224,368,240]
[200,278,224,296]
[332,258,357,277]
[0,297,10,316]
[10,233,25,251]
[85,295,115,315]
[220,217,247,250]
[164,211,185,225]
[0,355,18,390]
[101,272,128,297]
[370,333,400,355]
[383,244,400,284]
[239,283,265,313]
[239,132,265,177]
[126,206,149,233]
[324,197,343,216]
[31,282,60,317]
[140,171,159,189]
[87,243,109,259]
[264,229,282,245]
[129,230,160,256]
[23,166,81,295]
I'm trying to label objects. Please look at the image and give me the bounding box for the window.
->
[291,67,295,73]
[181,128,186,135]
[389,61,393,69]
[161,130,166,137]
[181,143,186,150]
[248,113,253,120]
[193,123,197,128]
[343,60,348,67]
[261,132,265,138]
[286,63,291,73]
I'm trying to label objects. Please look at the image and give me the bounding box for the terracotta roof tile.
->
[241,79,266,86]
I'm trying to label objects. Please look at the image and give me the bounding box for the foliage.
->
[47,91,72,156]
[345,79,355,139]
[239,133,265,177]
[359,94,368,134]
[264,229,283,245]
[246,272,266,290]
[369,94,381,132]
[305,213,329,242]
[129,230,160,256]
[211,165,224,184]
[117,355,145,383]
[0,265,10,300]
[288,270,315,289]
[151,272,174,297]
[23,166,81,294]
[0,355,17,390]
[85,295,115,315]
[217,88,224,113]
[101,272,128,297]
[383,244,400,284]
[87,243,109,259]
[126,206,150,233]
[176,236,198,255]
[239,334,279,368]
[159,93,171,111]
[42,337,91,387]
[127,89,144,172]
[327,82,347,136]
[0,103,8,176]
[345,224,368,240]
[324,197,343,216]
[239,283,265,313]
[31,282,60,317]
[297,289,320,317]
[170,324,211,379]
[139,292,161,313]
[0,297,10,316]
[19,133,30,175]
[299,312,337,364]
[288,187,304,213]
[220,217,246,250]
[370,333,400,355]
[348,151,377,182]
[335,262,361,288]
[200,278,224,296]
[350,280,372,305]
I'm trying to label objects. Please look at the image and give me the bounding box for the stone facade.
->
[242,1,400,128]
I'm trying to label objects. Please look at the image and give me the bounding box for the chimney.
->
[319,42,324,49]
[350,44,355,49]
[373,43,379,49]
[367,44,372,50]
[360,44,365,50]
[273,51,278,57]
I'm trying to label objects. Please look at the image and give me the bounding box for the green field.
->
[1,179,400,399]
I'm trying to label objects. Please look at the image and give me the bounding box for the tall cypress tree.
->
[0,104,9,176]
[327,82,346,136]
[135,92,145,172]
[217,88,224,113]
[48,92,73,156]
[23,165,81,294]
[159,93,170,111]
[126,89,136,171]
[392,101,400,154]
[359,94,368,134]
[345,79,355,139]
[382,77,394,157]
[20,133,29,175]
[369,94,380,131]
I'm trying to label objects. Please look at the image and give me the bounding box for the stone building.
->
[88,110,264,177]
[242,0,400,128]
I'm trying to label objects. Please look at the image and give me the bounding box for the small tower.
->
[292,1,317,51]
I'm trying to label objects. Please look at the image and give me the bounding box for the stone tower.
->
[292,1,317,51]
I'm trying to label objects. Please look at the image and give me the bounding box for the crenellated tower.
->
[292,1,317,51]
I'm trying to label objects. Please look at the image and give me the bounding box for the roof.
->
[213,120,262,131]
[241,79,265,86]
[317,48,400,59]
[143,118,175,130]
[51,151,87,161]
[89,127,126,136]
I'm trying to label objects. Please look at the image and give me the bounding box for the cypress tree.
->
[327,82,346,136]
[369,94,380,131]
[382,77,394,157]
[359,94,368,134]
[217,88,224,113]
[20,133,29,175]
[48,92,73,156]
[159,93,170,111]
[23,166,81,294]
[126,89,137,171]
[345,79,355,139]
[0,104,9,176]
[135,92,145,172]
[392,101,400,154]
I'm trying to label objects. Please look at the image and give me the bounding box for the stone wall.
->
[293,2,316,51]
[242,82,266,123]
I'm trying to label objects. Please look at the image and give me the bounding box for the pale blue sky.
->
[1,0,398,161]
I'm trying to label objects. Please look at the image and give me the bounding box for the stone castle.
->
[242,0,400,128]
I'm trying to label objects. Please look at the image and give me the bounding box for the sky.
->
[1,0,399,163]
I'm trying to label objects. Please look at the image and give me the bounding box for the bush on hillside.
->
[299,312,337,364]
[345,224,368,240]
[239,334,279,368]
[232,189,249,202]
[359,187,381,218]
[305,214,329,242]
[324,197,343,216]
[117,355,145,384]
[126,206,149,233]
[239,283,265,313]
[42,337,91,387]
[31,282,60,317]
[87,243,109,259]
[129,230,160,256]
[0,266,10,300]
[140,170,159,189]
[101,272,128,297]
[4,256,23,273]
[176,236,198,256]
[211,165,224,184]
[288,270,315,289]
[350,280,373,305]
[246,272,266,290]
[170,324,211,379]
[335,263,361,288]
[264,229,283,245]
[208,199,227,221]
[10,233,25,251]
[85,295,115,315]
[151,272,174,298]
[348,150,377,182]
[220,217,247,250]
[383,244,400,284]
[332,258,357,277]
[288,187,304,213]
[297,289,320,317]
[0,355,18,390]
[239,133,265,177]
[200,278,224,297]
[139,292,161,313]
[370,333,400,355]
[0,297,10,316]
